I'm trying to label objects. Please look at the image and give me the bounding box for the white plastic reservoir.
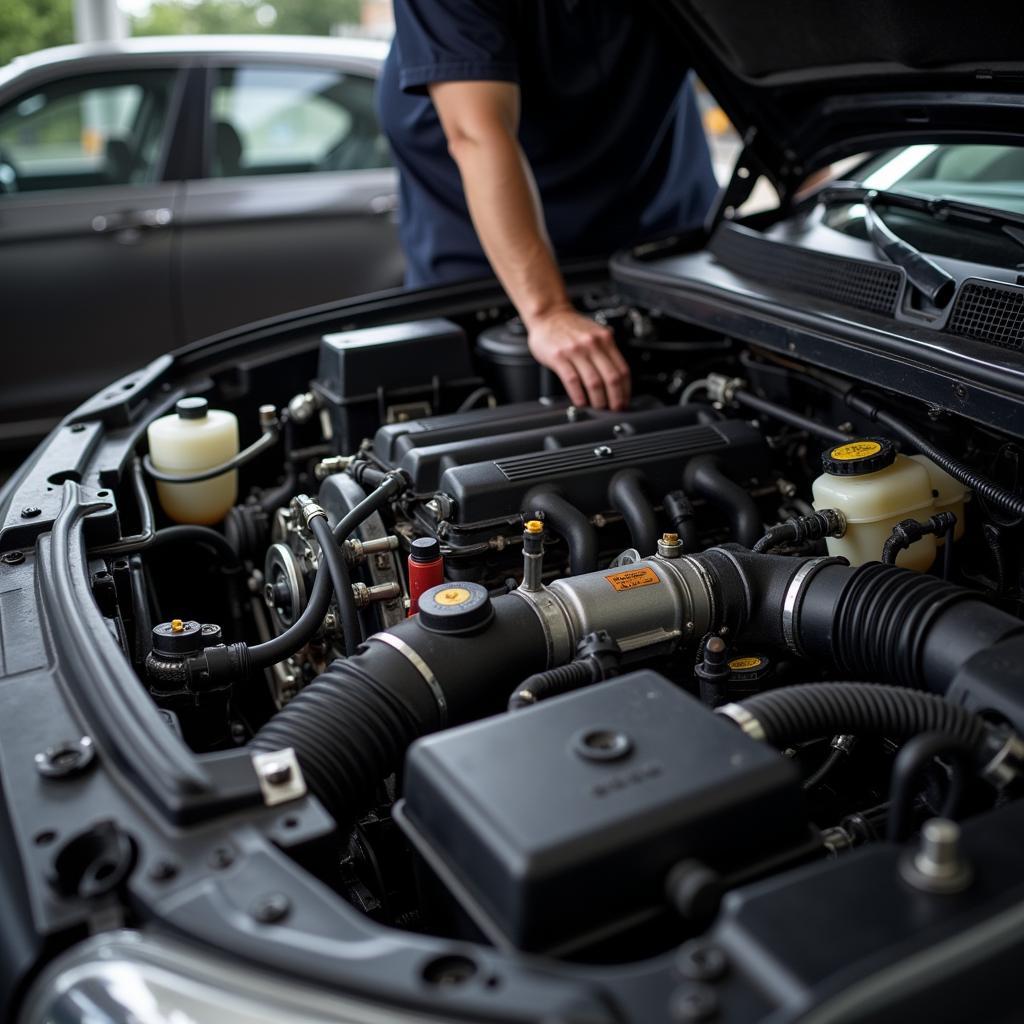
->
[147,397,239,525]
[812,438,938,571]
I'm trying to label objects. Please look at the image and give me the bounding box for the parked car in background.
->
[0,35,402,444]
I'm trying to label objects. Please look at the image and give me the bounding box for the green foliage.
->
[0,0,74,67]
[0,0,365,69]
[132,0,363,39]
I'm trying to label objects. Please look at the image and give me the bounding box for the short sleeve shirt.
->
[378,0,719,287]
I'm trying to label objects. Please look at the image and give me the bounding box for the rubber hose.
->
[251,598,548,823]
[845,393,1024,519]
[310,514,360,657]
[731,682,987,750]
[664,490,699,551]
[802,746,844,791]
[253,654,425,821]
[683,455,762,547]
[256,417,297,513]
[248,475,401,668]
[887,733,974,842]
[734,390,852,444]
[509,660,597,711]
[608,470,658,555]
[333,472,404,541]
[524,490,598,575]
[148,525,241,568]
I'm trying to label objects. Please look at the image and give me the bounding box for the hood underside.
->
[666,0,1024,186]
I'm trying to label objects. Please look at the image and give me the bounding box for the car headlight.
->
[19,930,448,1024]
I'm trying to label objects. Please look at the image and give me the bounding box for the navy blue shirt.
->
[378,0,719,288]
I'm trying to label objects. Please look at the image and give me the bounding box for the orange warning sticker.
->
[605,566,660,591]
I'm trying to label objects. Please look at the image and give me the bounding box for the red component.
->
[408,537,444,615]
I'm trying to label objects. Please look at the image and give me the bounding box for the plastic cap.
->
[410,536,441,563]
[417,582,492,635]
[821,437,895,476]
[524,519,544,534]
[176,396,209,420]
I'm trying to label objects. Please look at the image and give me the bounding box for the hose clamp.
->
[782,556,833,655]
[367,632,447,728]
[293,494,327,528]
[511,586,576,665]
[716,703,766,742]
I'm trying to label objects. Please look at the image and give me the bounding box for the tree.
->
[132,0,362,39]
[0,0,73,67]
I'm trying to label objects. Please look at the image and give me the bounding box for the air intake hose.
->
[252,546,1023,826]
[696,548,1023,694]
[251,597,546,824]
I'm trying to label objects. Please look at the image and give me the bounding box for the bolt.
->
[34,737,95,779]
[261,760,293,786]
[251,892,291,924]
[901,818,973,893]
[2,551,25,565]
[953,383,967,399]
[671,983,719,1022]
[593,445,613,458]
[677,942,728,982]
[21,507,42,519]
[149,861,179,883]
[208,846,235,869]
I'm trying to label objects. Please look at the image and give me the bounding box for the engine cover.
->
[395,671,806,954]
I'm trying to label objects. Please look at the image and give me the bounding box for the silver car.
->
[0,35,402,443]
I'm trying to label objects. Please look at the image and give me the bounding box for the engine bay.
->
[8,274,1024,1020]
[82,289,1022,962]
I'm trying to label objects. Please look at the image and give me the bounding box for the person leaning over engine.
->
[377,0,718,411]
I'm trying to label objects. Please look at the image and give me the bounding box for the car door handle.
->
[92,207,174,233]
[368,194,399,215]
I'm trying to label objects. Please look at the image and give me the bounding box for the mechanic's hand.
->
[526,306,631,411]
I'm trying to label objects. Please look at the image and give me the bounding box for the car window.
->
[208,65,390,179]
[0,70,178,195]
[857,144,1024,216]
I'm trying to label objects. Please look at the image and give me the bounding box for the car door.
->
[178,59,403,342]
[0,66,185,439]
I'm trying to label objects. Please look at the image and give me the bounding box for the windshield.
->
[855,144,1024,216]
[822,145,1024,271]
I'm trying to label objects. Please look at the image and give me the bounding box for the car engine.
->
[52,291,1024,1007]
[14,278,1007,1024]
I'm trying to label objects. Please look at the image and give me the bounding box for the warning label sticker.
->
[605,566,660,591]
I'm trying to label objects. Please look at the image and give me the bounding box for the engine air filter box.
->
[313,318,482,453]
[395,671,805,953]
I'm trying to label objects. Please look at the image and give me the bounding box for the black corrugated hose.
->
[724,682,987,751]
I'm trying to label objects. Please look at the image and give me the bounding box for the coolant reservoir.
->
[910,454,968,542]
[812,438,936,570]
[147,397,239,525]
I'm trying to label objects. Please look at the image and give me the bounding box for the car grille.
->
[709,224,903,317]
[946,280,1024,352]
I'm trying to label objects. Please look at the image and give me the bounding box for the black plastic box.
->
[395,671,805,953]
[313,318,481,453]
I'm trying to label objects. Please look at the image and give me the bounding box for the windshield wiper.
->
[860,191,957,308]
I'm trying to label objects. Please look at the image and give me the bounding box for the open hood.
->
[664,0,1024,195]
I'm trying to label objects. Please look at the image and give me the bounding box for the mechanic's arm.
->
[428,80,630,410]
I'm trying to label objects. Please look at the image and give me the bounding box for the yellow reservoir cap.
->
[434,587,472,607]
